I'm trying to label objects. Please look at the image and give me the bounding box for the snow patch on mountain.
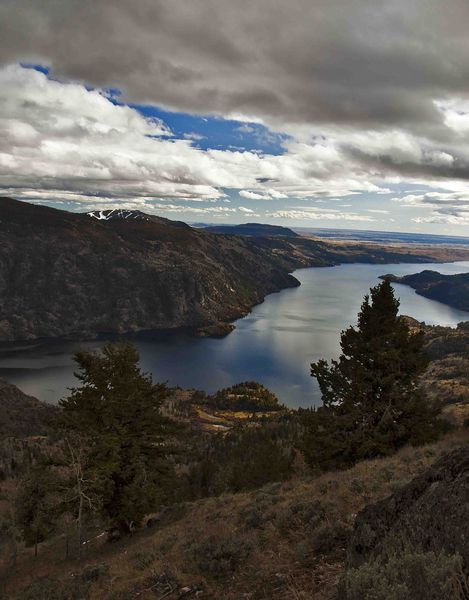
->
[87,209,150,221]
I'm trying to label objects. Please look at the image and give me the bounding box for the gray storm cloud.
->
[1,0,469,131]
[2,0,469,226]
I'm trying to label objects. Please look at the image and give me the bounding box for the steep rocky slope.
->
[2,197,469,342]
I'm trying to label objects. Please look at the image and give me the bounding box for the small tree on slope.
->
[302,279,441,471]
[59,342,176,535]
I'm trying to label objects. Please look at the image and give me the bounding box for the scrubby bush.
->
[276,499,330,532]
[312,521,350,558]
[132,550,156,571]
[185,534,252,579]
[339,550,469,600]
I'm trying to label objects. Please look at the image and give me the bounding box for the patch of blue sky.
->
[129,103,289,155]
[20,63,50,75]
[19,65,288,154]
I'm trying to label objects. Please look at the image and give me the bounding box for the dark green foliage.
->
[207,381,283,412]
[58,342,176,534]
[339,550,469,600]
[183,423,294,498]
[302,280,441,470]
[15,466,57,555]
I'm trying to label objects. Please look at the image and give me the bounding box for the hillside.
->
[382,270,469,312]
[0,378,55,440]
[413,320,469,422]
[202,222,299,237]
[4,429,468,599]
[2,197,469,342]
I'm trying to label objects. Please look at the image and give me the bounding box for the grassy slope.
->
[5,429,469,600]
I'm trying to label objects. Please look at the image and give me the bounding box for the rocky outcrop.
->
[347,447,469,569]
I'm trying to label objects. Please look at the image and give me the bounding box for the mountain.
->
[382,270,469,312]
[0,197,302,341]
[202,222,299,237]
[2,197,469,342]
[87,208,191,229]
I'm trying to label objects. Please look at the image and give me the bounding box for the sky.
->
[1,2,469,234]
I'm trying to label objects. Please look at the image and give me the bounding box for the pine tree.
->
[15,466,57,557]
[59,342,176,535]
[302,280,441,470]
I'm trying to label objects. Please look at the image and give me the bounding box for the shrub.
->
[238,504,273,529]
[132,550,156,571]
[339,550,469,600]
[311,521,350,558]
[319,479,339,495]
[185,534,252,579]
[276,499,329,532]
[350,479,366,495]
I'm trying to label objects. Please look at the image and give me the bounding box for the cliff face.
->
[2,197,469,342]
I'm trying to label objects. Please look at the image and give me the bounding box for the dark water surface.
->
[2,261,469,408]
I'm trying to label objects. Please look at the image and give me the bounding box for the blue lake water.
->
[1,261,469,408]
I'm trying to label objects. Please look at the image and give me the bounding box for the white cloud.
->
[392,190,469,225]
[0,64,397,211]
[267,207,376,222]
[3,63,469,230]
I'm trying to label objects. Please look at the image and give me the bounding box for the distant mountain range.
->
[201,223,299,237]
[2,197,469,342]
[382,270,469,312]
[293,227,469,246]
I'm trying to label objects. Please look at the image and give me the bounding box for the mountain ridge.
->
[2,197,469,342]
[202,222,299,237]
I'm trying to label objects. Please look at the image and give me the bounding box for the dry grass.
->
[4,428,469,600]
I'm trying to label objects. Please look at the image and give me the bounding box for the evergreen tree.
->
[15,466,57,557]
[302,280,441,470]
[59,342,175,535]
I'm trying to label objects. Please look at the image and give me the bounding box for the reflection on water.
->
[1,261,469,408]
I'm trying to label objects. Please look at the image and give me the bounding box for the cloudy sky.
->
[2,1,469,234]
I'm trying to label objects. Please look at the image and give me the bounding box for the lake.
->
[1,261,469,408]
